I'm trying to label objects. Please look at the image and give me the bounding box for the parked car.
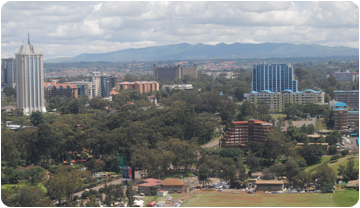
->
[278,191,284,194]
[309,191,314,194]
[265,191,271,194]
[233,191,238,194]
[299,191,305,194]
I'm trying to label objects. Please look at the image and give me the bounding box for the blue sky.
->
[1,1,359,59]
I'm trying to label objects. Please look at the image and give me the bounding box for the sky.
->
[1,1,359,59]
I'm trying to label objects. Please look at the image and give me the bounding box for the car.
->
[309,191,314,194]
[233,191,238,194]
[278,191,284,194]
[265,191,271,194]
[299,191,305,194]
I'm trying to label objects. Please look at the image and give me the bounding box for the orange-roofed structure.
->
[44,82,78,99]
[221,119,273,149]
[109,89,119,96]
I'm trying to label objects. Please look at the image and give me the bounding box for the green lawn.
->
[316,118,326,130]
[182,191,359,207]
[333,190,359,207]
[304,156,331,172]
[271,114,287,119]
[1,182,26,190]
[328,155,359,175]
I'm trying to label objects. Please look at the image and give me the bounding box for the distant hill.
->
[44,42,359,63]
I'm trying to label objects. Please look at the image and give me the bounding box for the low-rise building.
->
[221,119,273,149]
[244,89,325,112]
[160,178,188,194]
[65,81,93,99]
[138,178,162,196]
[255,180,284,191]
[161,84,193,91]
[327,71,359,82]
[44,82,78,99]
[203,71,233,79]
[116,81,159,93]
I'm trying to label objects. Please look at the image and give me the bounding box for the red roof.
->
[110,90,119,95]
[138,178,162,187]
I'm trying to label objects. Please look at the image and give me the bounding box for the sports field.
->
[182,190,359,207]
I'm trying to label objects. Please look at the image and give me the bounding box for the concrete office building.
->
[44,82,78,99]
[1,58,16,88]
[109,76,118,88]
[327,71,359,82]
[65,81,93,99]
[334,90,359,110]
[15,35,46,114]
[116,81,159,93]
[252,63,297,92]
[244,89,325,112]
[221,119,273,149]
[334,102,359,130]
[153,64,197,80]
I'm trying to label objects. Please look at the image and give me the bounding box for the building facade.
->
[100,75,110,97]
[109,76,118,88]
[244,89,325,112]
[252,63,297,92]
[221,119,273,149]
[328,71,359,82]
[91,71,101,97]
[44,82,78,99]
[116,81,159,93]
[161,84,193,91]
[334,90,359,110]
[65,81,93,99]
[334,102,359,130]
[15,39,46,114]
[1,58,16,88]
[203,71,233,79]
[153,64,197,80]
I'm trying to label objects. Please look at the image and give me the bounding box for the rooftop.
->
[161,178,184,186]
[256,180,284,185]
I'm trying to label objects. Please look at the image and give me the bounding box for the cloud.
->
[1,1,358,59]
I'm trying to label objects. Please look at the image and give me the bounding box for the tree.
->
[292,172,312,189]
[3,86,16,97]
[237,155,247,183]
[30,111,44,126]
[218,157,236,180]
[328,145,337,155]
[1,188,13,206]
[198,164,210,186]
[313,166,337,192]
[256,103,269,115]
[247,141,264,158]
[2,167,22,183]
[126,182,135,207]
[299,145,325,165]
[341,149,349,156]
[339,160,359,182]
[284,160,300,186]
[26,166,46,186]
[104,183,124,207]
[15,186,45,207]
[264,131,289,164]
[1,130,21,168]
[246,153,259,174]
[85,158,105,173]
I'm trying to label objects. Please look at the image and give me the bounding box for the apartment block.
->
[334,102,359,130]
[65,81,93,99]
[244,89,325,112]
[153,64,197,80]
[44,82,78,99]
[1,58,16,88]
[328,71,359,82]
[116,81,159,93]
[221,119,273,149]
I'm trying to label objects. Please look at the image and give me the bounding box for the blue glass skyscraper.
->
[252,63,298,92]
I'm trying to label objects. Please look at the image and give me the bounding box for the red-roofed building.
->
[138,178,162,195]
[221,119,273,149]
[44,82,78,99]
[109,89,119,96]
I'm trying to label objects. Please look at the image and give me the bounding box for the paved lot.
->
[73,178,124,198]
[292,118,317,128]
[342,137,359,151]
[202,138,220,149]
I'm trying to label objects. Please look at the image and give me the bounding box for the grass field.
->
[1,182,26,190]
[316,118,326,130]
[182,191,359,207]
[271,114,287,119]
[304,156,331,172]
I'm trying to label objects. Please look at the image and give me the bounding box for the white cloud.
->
[1,1,358,59]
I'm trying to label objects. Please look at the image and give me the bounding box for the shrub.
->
[330,155,341,161]
[95,193,102,200]
[341,149,349,156]
[99,188,105,193]
[89,189,98,196]
[81,191,90,199]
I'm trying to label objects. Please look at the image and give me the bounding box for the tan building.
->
[160,178,188,194]
[244,89,325,112]
[221,119,273,149]
[44,82,78,99]
[334,90,359,110]
[138,178,162,196]
[116,81,159,93]
[333,102,359,130]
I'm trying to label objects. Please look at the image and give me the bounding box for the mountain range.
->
[44,42,359,63]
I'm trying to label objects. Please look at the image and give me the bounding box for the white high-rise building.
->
[91,71,101,97]
[15,35,46,114]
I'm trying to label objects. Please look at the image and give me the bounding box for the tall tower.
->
[1,58,16,88]
[15,34,46,114]
[91,71,101,97]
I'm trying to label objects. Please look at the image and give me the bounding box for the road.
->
[202,138,220,149]
[73,178,124,198]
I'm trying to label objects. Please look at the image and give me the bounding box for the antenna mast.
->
[28,30,30,44]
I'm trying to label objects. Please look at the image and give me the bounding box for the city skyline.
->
[1,1,359,59]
